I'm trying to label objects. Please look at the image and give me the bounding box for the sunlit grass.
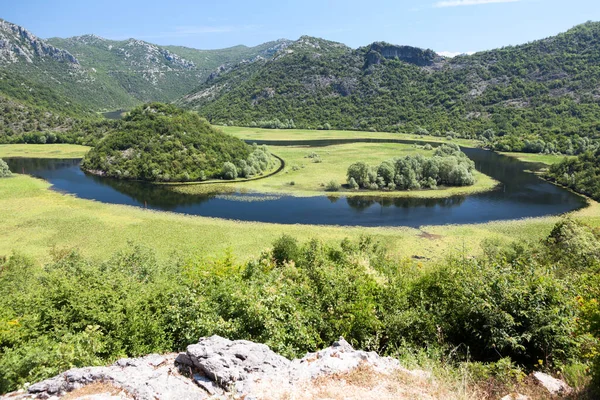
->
[222,126,481,148]
[0,144,90,159]
[172,142,498,198]
[500,152,576,166]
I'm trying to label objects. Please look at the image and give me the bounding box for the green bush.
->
[0,159,11,178]
[271,234,300,266]
[325,180,340,192]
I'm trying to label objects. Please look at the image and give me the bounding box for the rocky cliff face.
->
[0,19,78,65]
[2,336,427,400]
[364,42,443,68]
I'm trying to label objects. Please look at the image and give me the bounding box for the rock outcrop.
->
[0,19,78,64]
[2,336,420,400]
[532,371,572,396]
[364,42,443,68]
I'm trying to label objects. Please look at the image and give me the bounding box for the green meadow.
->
[172,141,498,198]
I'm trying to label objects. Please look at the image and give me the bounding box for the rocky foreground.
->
[2,336,571,400]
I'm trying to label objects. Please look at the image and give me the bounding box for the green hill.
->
[179,23,600,155]
[81,103,276,182]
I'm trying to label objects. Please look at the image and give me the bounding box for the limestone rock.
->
[532,371,572,396]
[2,336,416,400]
[5,354,207,400]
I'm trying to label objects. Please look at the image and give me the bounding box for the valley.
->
[2,11,600,399]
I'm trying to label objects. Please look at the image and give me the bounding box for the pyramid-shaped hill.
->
[81,103,275,182]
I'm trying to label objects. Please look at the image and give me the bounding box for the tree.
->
[347,162,373,189]
[221,162,238,180]
[0,159,11,178]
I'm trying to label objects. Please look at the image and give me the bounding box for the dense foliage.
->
[546,148,600,201]
[347,144,475,190]
[180,23,600,155]
[1,219,600,393]
[80,103,276,182]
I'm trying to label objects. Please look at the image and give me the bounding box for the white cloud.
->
[434,0,520,7]
[438,51,476,57]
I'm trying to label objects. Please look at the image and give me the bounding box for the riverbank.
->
[222,126,481,148]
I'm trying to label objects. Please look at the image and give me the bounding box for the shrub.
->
[221,162,238,180]
[271,234,300,266]
[325,180,340,192]
[0,159,11,178]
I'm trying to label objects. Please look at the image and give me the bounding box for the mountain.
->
[0,19,140,112]
[0,18,291,114]
[0,18,292,143]
[46,35,290,106]
[179,23,600,154]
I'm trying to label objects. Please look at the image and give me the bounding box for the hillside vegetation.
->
[180,22,600,155]
[1,220,600,396]
[81,103,276,182]
[546,148,600,201]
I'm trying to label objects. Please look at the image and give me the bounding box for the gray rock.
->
[532,371,572,396]
[9,354,207,400]
[3,336,415,399]
[186,335,290,389]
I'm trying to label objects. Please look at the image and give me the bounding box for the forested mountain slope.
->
[180,22,600,154]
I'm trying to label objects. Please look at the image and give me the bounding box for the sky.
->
[3,0,600,55]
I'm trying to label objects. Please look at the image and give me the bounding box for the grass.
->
[0,144,90,159]
[222,126,480,148]
[171,142,498,198]
[500,152,576,166]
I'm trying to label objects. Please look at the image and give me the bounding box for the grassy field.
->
[222,126,480,147]
[500,152,576,166]
[0,144,90,159]
[172,142,498,198]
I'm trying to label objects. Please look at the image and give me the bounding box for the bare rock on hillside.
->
[532,371,572,396]
[2,336,427,400]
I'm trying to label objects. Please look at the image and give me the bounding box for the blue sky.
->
[3,0,600,55]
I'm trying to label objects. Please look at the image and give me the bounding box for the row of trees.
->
[347,144,475,191]
[221,144,276,180]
